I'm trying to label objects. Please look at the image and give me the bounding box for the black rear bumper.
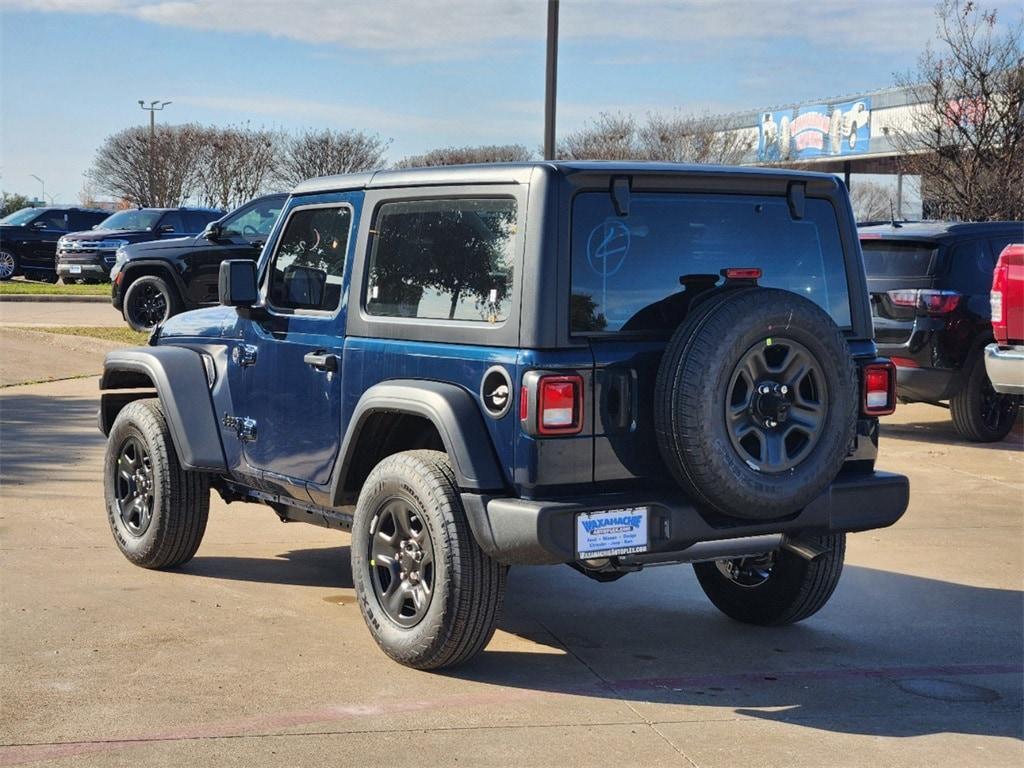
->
[462,470,909,566]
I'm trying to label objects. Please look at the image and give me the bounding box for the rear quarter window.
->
[570,192,852,333]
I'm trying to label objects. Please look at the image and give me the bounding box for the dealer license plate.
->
[575,506,649,558]
[69,265,82,274]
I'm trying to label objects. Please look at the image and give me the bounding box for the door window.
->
[159,211,185,234]
[222,198,286,239]
[266,205,352,313]
[33,210,68,231]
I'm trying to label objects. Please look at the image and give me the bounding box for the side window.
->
[222,199,285,239]
[267,206,351,313]
[947,239,994,294]
[159,211,185,234]
[365,198,517,322]
[36,211,68,231]
[184,211,215,233]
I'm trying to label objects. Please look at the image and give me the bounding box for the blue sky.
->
[0,0,962,203]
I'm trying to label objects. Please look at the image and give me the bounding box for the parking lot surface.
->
[1,374,1021,767]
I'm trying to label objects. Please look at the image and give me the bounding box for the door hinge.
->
[231,344,258,367]
[223,413,257,442]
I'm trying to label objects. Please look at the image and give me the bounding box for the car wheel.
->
[0,250,18,280]
[123,274,182,332]
[653,287,857,520]
[694,534,845,625]
[104,398,210,569]
[951,354,1020,442]
[351,450,507,669]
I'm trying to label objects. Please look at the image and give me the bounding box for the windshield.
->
[570,191,852,333]
[860,240,938,278]
[97,209,163,231]
[1,208,43,226]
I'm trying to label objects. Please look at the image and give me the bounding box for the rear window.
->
[570,192,852,333]
[860,240,938,278]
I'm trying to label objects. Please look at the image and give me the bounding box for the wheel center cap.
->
[752,382,792,427]
[398,540,421,573]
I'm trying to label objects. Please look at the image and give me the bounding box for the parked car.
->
[0,206,109,281]
[99,163,908,669]
[110,194,287,331]
[57,207,222,285]
[985,243,1024,396]
[859,221,1024,441]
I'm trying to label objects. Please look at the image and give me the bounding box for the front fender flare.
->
[100,346,226,472]
[331,380,506,504]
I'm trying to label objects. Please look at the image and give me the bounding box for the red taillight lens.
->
[723,267,762,280]
[863,362,896,416]
[991,261,1008,343]
[537,375,583,435]
[886,289,960,315]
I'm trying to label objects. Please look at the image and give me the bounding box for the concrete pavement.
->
[0,301,124,328]
[0,377,1021,767]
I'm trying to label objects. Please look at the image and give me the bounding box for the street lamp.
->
[138,100,172,205]
[30,174,45,206]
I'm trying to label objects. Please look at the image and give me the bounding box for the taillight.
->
[862,362,896,416]
[537,375,583,435]
[887,289,960,315]
[991,259,1008,343]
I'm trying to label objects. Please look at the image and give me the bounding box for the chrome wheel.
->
[0,251,17,280]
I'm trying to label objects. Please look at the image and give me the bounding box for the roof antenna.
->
[889,199,902,228]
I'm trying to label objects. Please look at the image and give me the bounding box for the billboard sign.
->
[758,98,872,162]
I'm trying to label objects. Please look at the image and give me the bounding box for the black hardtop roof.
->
[291,160,839,195]
[859,220,1024,242]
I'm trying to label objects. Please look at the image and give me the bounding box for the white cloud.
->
[3,0,946,59]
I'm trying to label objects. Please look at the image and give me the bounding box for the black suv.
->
[111,194,286,331]
[860,221,1023,441]
[56,207,222,284]
[0,206,109,281]
[99,163,908,669]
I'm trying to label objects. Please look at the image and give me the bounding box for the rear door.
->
[860,238,941,346]
[571,190,855,485]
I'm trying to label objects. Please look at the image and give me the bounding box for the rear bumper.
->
[463,470,910,566]
[892,365,959,402]
[984,343,1024,395]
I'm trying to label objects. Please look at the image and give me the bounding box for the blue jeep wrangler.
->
[99,163,909,669]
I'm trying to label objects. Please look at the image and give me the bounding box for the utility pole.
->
[543,0,559,161]
[29,174,44,206]
[138,100,171,205]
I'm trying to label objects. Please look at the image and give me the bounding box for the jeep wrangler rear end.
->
[99,162,909,669]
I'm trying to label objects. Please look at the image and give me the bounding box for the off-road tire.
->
[951,354,1019,442]
[351,450,507,670]
[123,274,182,332]
[104,398,210,569]
[654,287,857,520]
[694,534,845,625]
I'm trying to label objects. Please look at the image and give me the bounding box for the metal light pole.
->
[138,100,171,205]
[30,174,44,206]
[543,0,559,161]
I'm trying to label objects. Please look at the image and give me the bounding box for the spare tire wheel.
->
[654,287,857,520]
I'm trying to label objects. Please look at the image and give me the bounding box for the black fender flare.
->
[99,346,227,472]
[121,260,189,299]
[330,379,506,504]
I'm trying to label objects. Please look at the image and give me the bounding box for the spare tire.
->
[654,287,857,520]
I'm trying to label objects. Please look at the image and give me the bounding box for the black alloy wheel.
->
[368,497,436,627]
[127,281,169,328]
[725,338,827,473]
[113,436,155,537]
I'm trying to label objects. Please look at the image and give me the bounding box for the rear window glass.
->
[366,198,516,323]
[570,192,851,333]
[860,240,938,278]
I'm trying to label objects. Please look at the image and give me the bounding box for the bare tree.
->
[558,111,755,163]
[88,124,206,207]
[275,128,390,188]
[197,125,281,209]
[849,181,895,222]
[394,144,533,168]
[890,0,1024,220]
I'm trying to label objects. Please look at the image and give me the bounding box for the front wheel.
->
[123,274,181,332]
[0,250,18,280]
[951,355,1019,442]
[351,450,507,669]
[694,534,845,625]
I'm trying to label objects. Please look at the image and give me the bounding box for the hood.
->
[121,235,201,258]
[157,305,234,339]
[62,228,159,244]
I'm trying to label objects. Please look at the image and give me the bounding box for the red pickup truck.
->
[985,243,1024,395]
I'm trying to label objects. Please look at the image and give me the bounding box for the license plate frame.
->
[575,506,649,559]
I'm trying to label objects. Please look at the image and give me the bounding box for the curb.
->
[0,294,110,303]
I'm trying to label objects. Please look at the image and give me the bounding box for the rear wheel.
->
[951,354,1019,442]
[103,399,210,569]
[123,274,181,331]
[351,450,506,669]
[694,534,845,625]
[0,250,18,280]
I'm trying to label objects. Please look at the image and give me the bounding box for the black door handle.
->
[303,351,338,372]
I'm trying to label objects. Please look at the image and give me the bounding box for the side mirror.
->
[219,260,258,308]
[31,220,48,230]
[203,221,223,241]
[158,224,176,234]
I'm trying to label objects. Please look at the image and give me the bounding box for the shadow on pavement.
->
[176,543,1023,741]
[881,410,1023,450]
